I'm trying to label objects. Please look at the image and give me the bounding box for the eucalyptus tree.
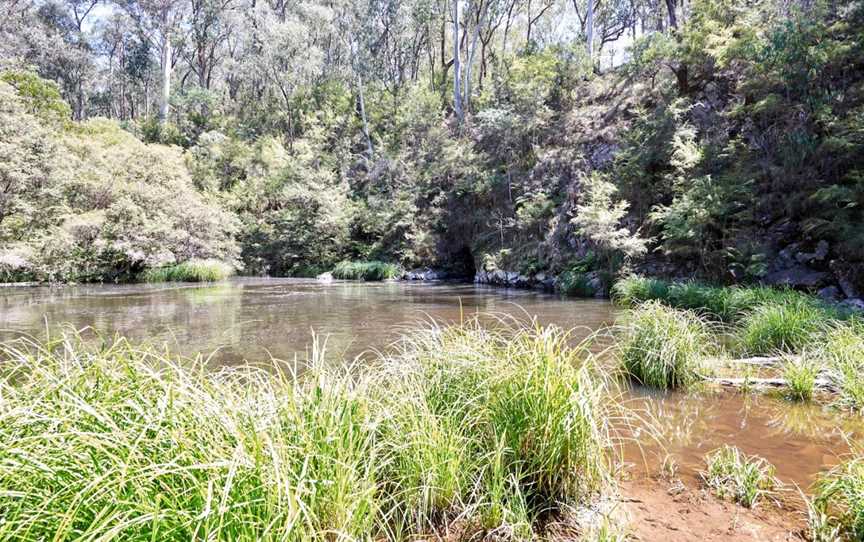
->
[117,0,187,123]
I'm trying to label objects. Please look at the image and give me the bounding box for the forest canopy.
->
[1,0,863,296]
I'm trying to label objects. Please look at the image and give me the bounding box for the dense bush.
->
[0,79,239,282]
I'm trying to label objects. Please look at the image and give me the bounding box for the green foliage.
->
[618,301,709,389]
[0,322,615,539]
[572,174,648,278]
[702,445,778,508]
[142,259,234,283]
[0,69,71,123]
[557,270,595,297]
[331,260,400,281]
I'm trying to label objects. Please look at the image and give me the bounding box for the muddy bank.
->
[618,477,804,541]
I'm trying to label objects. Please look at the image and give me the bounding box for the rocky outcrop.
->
[763,266,830,288]
[402,267,451,281]
[473,270,556,292]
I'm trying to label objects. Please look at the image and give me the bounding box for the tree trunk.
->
[464,3,486,113]
[453,0,463,122]
[357,73,374,159]
[586,0,594,59]
[160,36,172,123]
[665,0,678,29]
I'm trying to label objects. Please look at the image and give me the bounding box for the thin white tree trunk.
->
[453,0,463,122]
[357,73,373,158]
[586,0,594,59]
[160,36,172,123]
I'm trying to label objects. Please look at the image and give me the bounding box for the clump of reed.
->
[611,275,670,307]
[783,357,819,402]
[811,455,864,540]
[613,275,831,324]
[0,320,617,540]
[616,301,710,389]
[331,260,401,281]
[737,299,828,355]
[820,320,864,412]
[142,258,234,282]
[701,445,778,508]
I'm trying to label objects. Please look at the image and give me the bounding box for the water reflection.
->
[0,278,615,364]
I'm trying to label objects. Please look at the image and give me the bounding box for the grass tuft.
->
[0,321,616,540]
[142,258,234,282]
[611,275,670,306]
[821,321,864,412]
[737,300,827,355]
[783,357,818,401]
[701,445,778,508]
[331,260,401,281]
[812,456,864,540]
[617,301,710,389]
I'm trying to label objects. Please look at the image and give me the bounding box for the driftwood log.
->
[705,376,837,392]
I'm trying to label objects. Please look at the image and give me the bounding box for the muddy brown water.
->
[0,277,857,490]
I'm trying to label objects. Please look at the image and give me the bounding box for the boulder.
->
[404,267,448,281]
[817,286,841,302]
[796,240,829,264]
[840,298,864,313]
[763,266,829,288]
[316,272,333,283]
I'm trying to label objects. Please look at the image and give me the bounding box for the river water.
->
[0,277,856,490]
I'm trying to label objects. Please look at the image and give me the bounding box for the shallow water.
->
[0,277,856,489]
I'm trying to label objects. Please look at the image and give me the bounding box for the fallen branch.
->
[704,355,800,368]
[706,376,837,392]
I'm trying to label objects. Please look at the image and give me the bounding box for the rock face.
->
[763,266,829,288]
[403,267,449,281]
[473,270,557,292]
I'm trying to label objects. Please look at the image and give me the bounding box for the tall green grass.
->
[783,357,818,402]
[142,259,234,282]
[821,321,864,412]
[331,261,401,281]
[737,300,828,355]
[0,321,616,540]
[613,275,835,324]
[812,456,864,540]
[617,301,710,389]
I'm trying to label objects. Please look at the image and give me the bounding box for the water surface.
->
[0,277,856,490]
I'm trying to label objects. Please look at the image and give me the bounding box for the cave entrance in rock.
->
[451,245,476,279]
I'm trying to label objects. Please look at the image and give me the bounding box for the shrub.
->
[737,300,827,355]
[557,270,596,297]
[617,301,710,389]
[0,321,616,539]
[142,259,234,283]
[702,445,778,508]
[332,260,401,281]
